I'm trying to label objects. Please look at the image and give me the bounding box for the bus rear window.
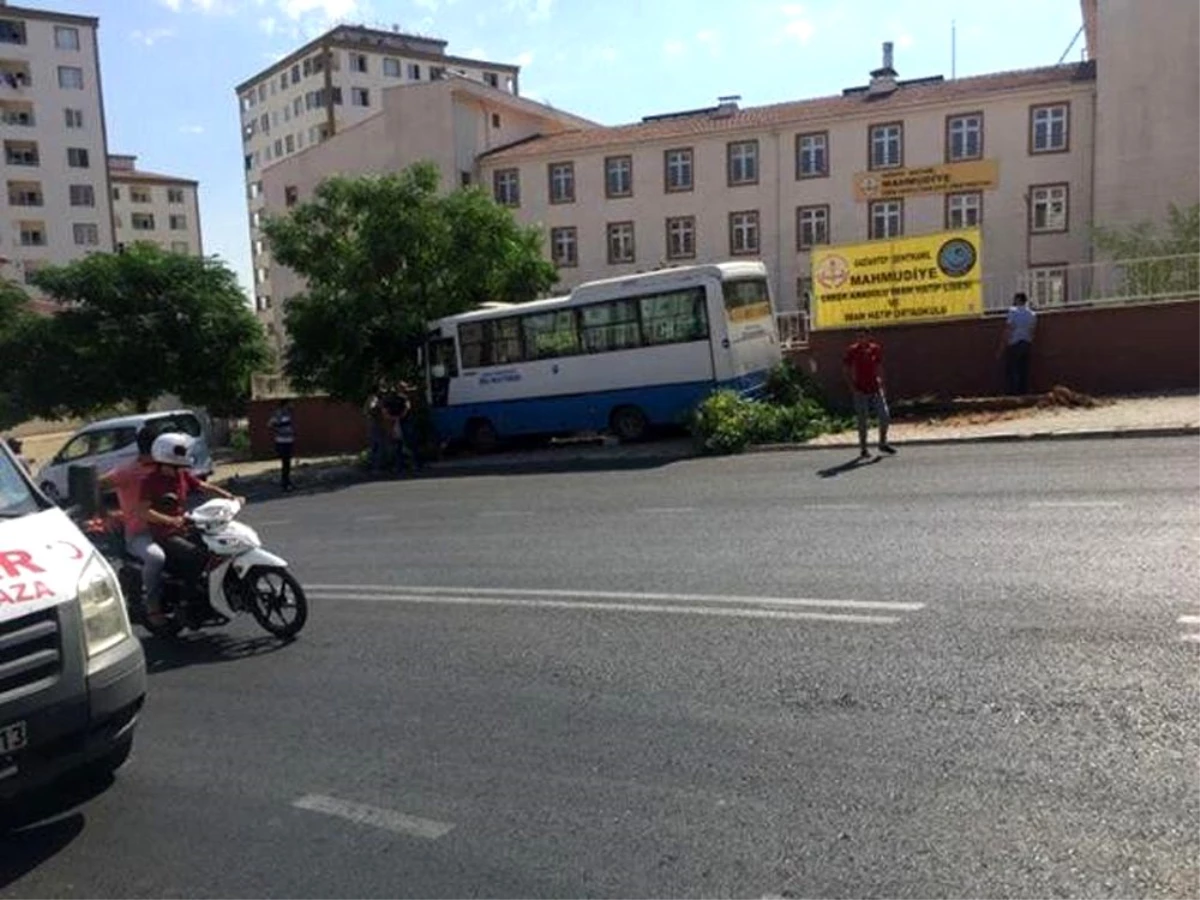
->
[723,279,771,315]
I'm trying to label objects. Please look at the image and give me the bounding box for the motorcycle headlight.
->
[78,554,131,658]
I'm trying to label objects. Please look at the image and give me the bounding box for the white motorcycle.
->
[95,498,308,640]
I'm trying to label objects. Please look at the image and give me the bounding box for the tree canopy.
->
[0,244,270,426]
[262,161,558,401]
[1092,203,1199,300]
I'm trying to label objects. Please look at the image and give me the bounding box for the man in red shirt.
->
[843,328,897,459]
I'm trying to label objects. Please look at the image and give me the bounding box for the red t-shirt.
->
[844,340,884,393]
[103,459,156,539]
[141,467,203,541]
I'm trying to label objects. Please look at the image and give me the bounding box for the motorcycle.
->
[85,498,308,640]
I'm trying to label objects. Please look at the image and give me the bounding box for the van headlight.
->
[78,555,131,657]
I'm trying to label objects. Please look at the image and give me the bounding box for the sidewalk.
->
[795,392,1199,449]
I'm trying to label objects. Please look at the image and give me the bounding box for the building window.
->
[605,155,632,198]
[490,113,501,129]
[664,147,693,192]
[130,186,151,203]
[946,112,983,162]
[289,63,300,84]
[869,199,903,239]
[66,147,89,168]
[727,140,759,186]
[257,84,266,102]
[168,187,185,204]
[351,53,368,73]
[169,214,187,230]
[68,184,94,207]
[484,72,499,88]
[131,213,155,231]
[946,191,982,229]
[430,66,446,80]
[382,57,401,77]
[4,141,39,166]
[550,226,578,267]
[260,112,270,132]
[255,266,269,284]
[1030,103,1069,153]
[796,205,830,250]
[293,96,303,116]
[1030,183,1069,232]
[274,138,283,157]
[869,122,903,170]
[54,26,80,50]
[493,168,519,206]
[285,134,295,153]
[729,210,760,255]
[284,185,298,207]
[666,216,695,260]
[0,20,27,44]
[408,63,421,79]
[607,221,635,264]
[112,186,120,200]
[8,183,42,206]
[548,162,575,204]
[795,131,828,178]
[73,223,99,246]
[57,65,83,89]
[250,210,262,228]
[1027,265,1067,307]
[351,87,370,107]
[19,221,45,247]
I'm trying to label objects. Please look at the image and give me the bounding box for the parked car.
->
[34,411,214,503]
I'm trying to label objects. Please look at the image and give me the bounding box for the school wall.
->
[787,298,1200,405]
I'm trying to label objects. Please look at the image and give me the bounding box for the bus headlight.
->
[78,555,131,658]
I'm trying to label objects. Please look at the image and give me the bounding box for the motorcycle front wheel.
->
[245,567,308,639]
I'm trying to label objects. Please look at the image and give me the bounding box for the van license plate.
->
[0,722,27,754]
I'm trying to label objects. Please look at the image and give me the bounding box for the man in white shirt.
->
[1000,292,1037,395]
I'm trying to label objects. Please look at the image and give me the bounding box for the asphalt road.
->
[4,438,1198,899]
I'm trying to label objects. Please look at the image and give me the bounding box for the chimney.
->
[712,94,741,118]
[868,41,898,95]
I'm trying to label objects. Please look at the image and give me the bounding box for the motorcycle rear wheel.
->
[245,567,308,639]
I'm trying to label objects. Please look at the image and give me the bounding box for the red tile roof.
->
[481,62,1095,163]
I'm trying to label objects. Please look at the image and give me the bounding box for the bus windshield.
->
[722,278,772,321]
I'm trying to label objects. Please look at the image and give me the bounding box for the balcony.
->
[4,140,39,166]
[0,60,31,89]
[0,100,34,126]
[7,180,42,206]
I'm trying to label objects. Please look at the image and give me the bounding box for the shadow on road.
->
[142,631,292,675]
[0,772,105,887]
[817,455,882,478]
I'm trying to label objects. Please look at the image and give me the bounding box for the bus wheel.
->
[466,418,499,453]
[610,405,649,443]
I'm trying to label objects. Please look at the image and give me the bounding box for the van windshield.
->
[0,447,40,518]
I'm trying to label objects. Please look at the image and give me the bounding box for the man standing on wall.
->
[843,328,897,459]
[999,291,1037,395]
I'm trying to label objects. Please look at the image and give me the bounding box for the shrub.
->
[692,385,847,455]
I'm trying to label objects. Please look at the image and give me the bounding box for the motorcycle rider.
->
[134,432,242,625]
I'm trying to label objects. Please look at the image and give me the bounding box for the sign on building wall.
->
[811,229,983,329]
[853,160,999,202]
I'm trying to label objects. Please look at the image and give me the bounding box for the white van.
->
[0,439,146,803]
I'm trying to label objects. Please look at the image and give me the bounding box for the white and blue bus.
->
[424,261,781,449]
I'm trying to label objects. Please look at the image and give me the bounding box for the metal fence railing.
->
[776,310,810,349]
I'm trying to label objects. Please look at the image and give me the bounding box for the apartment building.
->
[109,154,202,255]
[236,25,523,326]
[0,1,113,285]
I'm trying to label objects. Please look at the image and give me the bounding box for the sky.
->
[39,0,1086,295]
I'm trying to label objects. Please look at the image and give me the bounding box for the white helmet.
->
[150,432,195,467]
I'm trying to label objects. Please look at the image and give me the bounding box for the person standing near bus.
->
[843,328,897,459]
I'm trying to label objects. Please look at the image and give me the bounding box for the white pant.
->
[126,533,166,612]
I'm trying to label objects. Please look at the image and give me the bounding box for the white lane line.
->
[1181,634,1200,643]
[356,514,395,522]
[638,506,698,513]
[1178,615,1200,625]
[306,583,924,613]
[293,794,454,839]
[1028,501,1124,509]
[306,591,903,625]
[249,519,292,527]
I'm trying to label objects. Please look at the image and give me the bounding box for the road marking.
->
[356,514,395,522]
[306,591,904,625]
[293,794,454,840]
[1178,616,1200,625]
[1182,634,1200,643]
[306,583,924,613]
[638,506,697,513]
[1027,501,1124,509]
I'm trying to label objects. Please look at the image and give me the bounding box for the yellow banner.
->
[853,159,998,201]
[811,229,983,329]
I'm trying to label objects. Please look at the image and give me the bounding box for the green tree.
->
[262,161,558,401]
[25,244,270,416]
[0,279,38,429]
[1092,203,1200,300]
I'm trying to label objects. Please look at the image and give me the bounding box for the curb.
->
[749,424,1200,453]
